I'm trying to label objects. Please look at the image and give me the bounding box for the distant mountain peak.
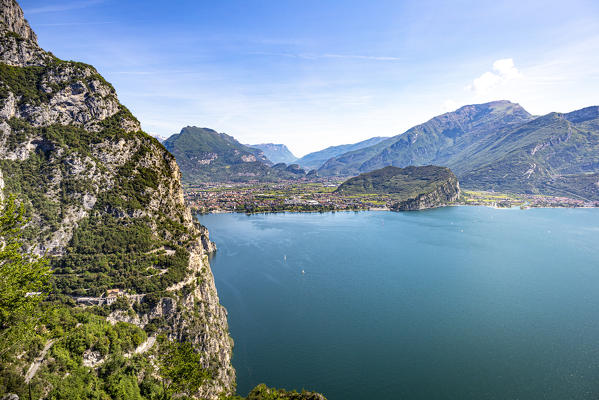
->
[317,100,535,177]
[317,100,599,200]
[295,136,390,170]
[163,126,309,182]
[248,143,297,164]
[447,100,530,118]
[182,126,218,134]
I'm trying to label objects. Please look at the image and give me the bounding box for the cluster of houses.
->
[184,183,389,213]
[284,197,320,206]
[76,289,145,306]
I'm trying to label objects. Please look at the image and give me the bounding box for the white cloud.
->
[468,58,523,95]
[492,58,521,79]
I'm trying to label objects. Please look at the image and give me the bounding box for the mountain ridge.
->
[164,126,307,183]
[295,136,389,171]
[319,100,533,175]
[317,101,599,200]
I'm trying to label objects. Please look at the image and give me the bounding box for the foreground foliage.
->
[0,196,51,356]
[225,384,326,400]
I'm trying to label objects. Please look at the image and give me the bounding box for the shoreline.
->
[186,183,598,216]
[194,203,599,216]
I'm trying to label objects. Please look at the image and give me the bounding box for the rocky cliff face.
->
[391,176,460,211]
[0,1,51,67]
[336,165,460,211]
[0,0,234,397]
[0,0,36,41]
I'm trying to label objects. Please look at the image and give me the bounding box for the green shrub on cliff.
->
[0,195,51,353]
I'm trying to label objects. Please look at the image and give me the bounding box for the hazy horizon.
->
[19,0,599,156]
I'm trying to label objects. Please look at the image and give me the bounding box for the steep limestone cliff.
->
[390,176,460,211]
[0,0,51,67]
[0,0,36,41]
[0,0,234,397]
[336,165,460,211]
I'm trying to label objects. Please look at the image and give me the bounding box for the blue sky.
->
[19,0,599,156]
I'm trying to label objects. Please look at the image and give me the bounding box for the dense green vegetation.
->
[158,340,211,398]
[52,216,190,296]
[335,165,457,201]
[2,302,156,399]
[227,384,326,400]
[0,64,49,105]
[0,195,51,355]
[0,186,289,398]
[0,192,308,399]
[0,59,115,107]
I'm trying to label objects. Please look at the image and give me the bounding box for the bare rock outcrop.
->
[0,0,36,41]
[0,0,234,397]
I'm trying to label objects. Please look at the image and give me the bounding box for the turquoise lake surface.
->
[198,207,599,399]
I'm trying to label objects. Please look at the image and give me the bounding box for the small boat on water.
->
[301,269,305,275]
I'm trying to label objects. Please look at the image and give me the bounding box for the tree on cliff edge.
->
[0,195,51,355]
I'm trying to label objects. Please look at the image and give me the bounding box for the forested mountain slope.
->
[0,0,236,397]
[319,101,599,200]
[164,127,306,183]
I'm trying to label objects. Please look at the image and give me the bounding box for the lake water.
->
[198,207,599,400]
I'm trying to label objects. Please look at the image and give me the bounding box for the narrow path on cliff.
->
[25,338,56,383]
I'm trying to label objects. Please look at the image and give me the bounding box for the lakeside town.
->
[183,180,599,214]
